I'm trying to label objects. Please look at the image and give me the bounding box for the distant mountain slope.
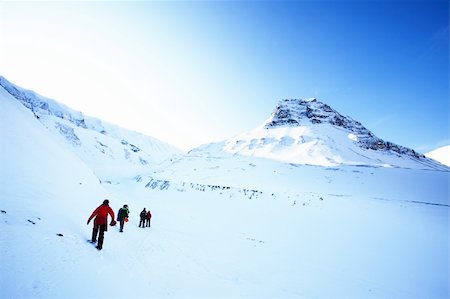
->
[194,98,446,170]
[0,76,183,179]
[426,145,450,167]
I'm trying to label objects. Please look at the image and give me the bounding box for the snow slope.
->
[426,145,450,167]
[0,83,114,296]
[1,82,449,298]
[0,76,183,180]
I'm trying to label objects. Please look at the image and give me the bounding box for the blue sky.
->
[0,1,448,152]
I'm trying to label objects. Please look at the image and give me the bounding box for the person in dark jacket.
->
[87,199,116,250]
[146,210,152,227]
[117,204,130,232]
[139,208,146,228]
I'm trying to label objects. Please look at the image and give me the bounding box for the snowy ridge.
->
[212,98,447,170]
[0,76,183,179]
[0,76,87,128]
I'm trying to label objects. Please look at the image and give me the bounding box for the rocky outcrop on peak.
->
[264,98,425,160]
[265,98,367,131]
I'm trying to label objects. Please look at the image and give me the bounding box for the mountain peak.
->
[263,98,425,157]
[264,98,353,129]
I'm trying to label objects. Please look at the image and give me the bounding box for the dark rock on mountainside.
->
[265,98,425,159]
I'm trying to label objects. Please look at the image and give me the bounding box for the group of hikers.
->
[86,199,152,250]
[139,208,152,228]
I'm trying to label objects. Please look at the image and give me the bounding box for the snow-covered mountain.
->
[0,76,183,180]
[1,79,449,298]
[139,98,449,209]
[193,98,445,170]
[426,145,450,167]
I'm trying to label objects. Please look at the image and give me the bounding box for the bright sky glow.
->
[0,1,448,151]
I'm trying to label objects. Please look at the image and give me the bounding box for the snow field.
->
[98,179,449,298]
[1,81,448,298]
[2,184,448,298]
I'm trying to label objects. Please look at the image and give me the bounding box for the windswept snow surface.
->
[150,149,449,207]
[1,84,449,298]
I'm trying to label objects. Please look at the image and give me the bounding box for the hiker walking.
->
[87,199,116,250]
[146,210,152,227]
[117,204,130,232]
[139,208,147,228]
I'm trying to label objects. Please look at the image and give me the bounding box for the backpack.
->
[117,208,128,221]
[117,208,123,221]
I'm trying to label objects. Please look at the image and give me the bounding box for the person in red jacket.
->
[146,210,152,227]
[87,199,116,250]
